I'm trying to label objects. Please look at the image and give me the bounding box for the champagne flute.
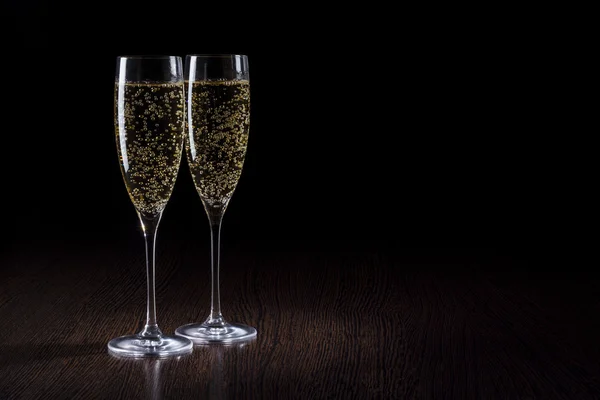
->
[108,56,193,357]
[175,54,256,344]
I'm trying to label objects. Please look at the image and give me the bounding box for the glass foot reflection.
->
[175,322,257,345]
[108,335,193,358]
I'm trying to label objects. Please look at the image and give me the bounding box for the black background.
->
[2,2,560,264]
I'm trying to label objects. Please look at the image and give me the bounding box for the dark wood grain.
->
[0,238,599,399]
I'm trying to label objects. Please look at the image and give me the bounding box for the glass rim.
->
[117,55,182,60]
[186,54,248,58]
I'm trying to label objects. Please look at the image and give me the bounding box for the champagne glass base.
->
[175,322,257,344]
[108,335,193,358]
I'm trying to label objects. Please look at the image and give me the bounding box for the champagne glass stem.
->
[207,214,225,326]
[139,213,163,339]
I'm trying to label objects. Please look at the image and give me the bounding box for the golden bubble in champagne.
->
[186,80,250,207]
[114,82,184,216]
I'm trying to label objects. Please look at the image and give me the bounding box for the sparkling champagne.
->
[115,82,185,216]
[186,80,250,206]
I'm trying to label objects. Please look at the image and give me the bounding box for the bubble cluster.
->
[185,80,250,207]
[115,82,185,216]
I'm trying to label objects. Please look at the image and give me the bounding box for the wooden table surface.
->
[0,238,599,399]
